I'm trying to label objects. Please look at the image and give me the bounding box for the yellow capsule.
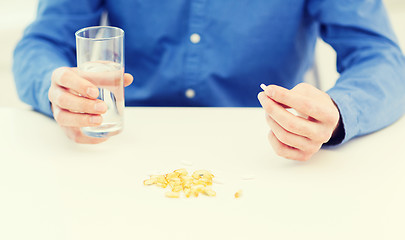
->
[168,177,181,187]
[234,190,242,198]
[174,168,188,176]
[166,172,180,179]
[190,185,203,197]
[184,188,191,198]
[181,176,193,185]
[191,190,199,197]
[168,177,181,183]
[172,185,183,192]
[155,175,167,183]
[165,191,180,198]
[191,184,204,193]
[203,187,216,197]
[182,183,192,189]
[180,175,193,181]
[168,181,175,188]
[200,178,212,186]
[202,178,213,184]
[191,170,201,179]
[156,182,168,188]
[143,178,156,186]
[192,170,214,180]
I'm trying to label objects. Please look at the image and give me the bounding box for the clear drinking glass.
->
[75,26,125,138]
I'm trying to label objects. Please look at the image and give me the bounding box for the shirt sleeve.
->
[307,0,405,144]
[13,0,104,117]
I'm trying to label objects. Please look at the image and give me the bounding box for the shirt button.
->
[185,89,196,99]
[190,33,201,44]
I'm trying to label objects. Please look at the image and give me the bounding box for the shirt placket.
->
[183,0,206,101]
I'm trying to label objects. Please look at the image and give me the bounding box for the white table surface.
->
[1,107,404,240]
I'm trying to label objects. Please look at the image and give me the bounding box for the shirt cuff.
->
[326,89,359,145]
[34,70,53,118]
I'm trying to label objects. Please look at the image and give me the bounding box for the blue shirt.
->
[13,0,405,144]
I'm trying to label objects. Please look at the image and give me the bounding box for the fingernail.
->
[90,116,102,124]
[260,84,267,91]
[87,88,99,98]
[94,102,107,112]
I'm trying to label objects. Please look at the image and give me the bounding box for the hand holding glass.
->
[75,26,125,138]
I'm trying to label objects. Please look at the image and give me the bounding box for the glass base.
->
[81,123,122,138]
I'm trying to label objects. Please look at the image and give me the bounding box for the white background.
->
[0,0,404,109]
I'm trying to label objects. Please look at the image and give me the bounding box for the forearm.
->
[12,0,103,116]
[307,0,405,144]
[327,45,405,144]
[13,39,74,117]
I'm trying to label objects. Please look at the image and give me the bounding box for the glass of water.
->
[75,26,125,138]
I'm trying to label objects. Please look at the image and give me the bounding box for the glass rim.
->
[75,26,124,41]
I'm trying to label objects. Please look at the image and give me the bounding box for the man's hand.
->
[48,67,133,144]
[258,83,340,161]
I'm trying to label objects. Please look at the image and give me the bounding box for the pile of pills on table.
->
[143,168,216,198]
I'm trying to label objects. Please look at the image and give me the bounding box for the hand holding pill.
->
[258,83,342,161]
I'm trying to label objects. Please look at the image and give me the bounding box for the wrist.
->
[324,100,345,145]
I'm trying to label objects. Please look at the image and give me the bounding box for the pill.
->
[203,187,216,197]
[172,185,183,192]
[213,178,224,184]
[184,188,192,198]
[143,178,156,185]
[174,168,188,176]
[181,160,193,166]
[165,191,180,198]
[166,172,180,179]
[192,170,214,180]
[234,190,242,198]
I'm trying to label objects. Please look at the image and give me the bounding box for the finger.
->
[268,131,311,161]
[52,67,99,99]
[124,73,133,87]
[53,106,103,127]
[264,85,330,121]
[260,85,289,109]
[50,86,107,114]
[62,127,109,144]
[266,114,320,153]
[258,92,322,141]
